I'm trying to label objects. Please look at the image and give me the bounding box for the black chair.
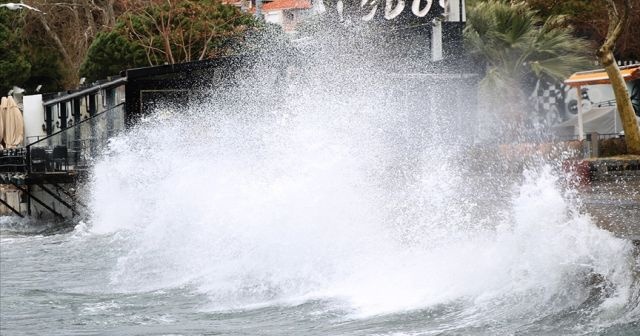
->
[30,147,48,172]
[52,146,68,171]
[0,150,7,172]
[9,148,27,172]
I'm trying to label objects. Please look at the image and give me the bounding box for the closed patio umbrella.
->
[0,97,6,148]
[4,96,24,148]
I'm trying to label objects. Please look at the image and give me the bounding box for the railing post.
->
[45,105,53,135]
[26,145,32,173]
[589,132,599,158]
[59,101,68,130]
[88,93,97,117]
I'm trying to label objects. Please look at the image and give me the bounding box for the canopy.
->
[0,97,5,148]
[553,106,622,135]
[562,64,639,140]
[3,96,24,148]
[564,64,640,87]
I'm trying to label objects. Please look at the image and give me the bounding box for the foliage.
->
[79,0,257,81]
[19,0,124,88]
[524,0,640,61]
[80,28,148,82]
[21,45,65,94]
[464,0,592,136]
[1,7,68,95]
[119,0,256,64]
[468,0,640,61]
[0,12,31,95]
[599,138,628,157]
[465,0,592,87]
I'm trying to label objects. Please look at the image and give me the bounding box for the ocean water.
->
[1,167,639,335]
[2,95,639,334]
[2,23,640,335]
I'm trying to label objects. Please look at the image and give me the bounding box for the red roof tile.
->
[220,0,243,6]
[263,0,312,11]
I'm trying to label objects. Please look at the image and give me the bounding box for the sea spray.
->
[87,94,635,325]
[83,19,638,331]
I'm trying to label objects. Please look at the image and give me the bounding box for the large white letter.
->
[336,0,344,21]
[384,0,405,20]
[411,0,432,17]
[361,0,378,21]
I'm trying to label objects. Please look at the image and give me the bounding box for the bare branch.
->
[600,0,629,54]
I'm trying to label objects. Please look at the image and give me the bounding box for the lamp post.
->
[255,0,263,19]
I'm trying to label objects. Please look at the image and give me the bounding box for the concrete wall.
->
[0,186,26,216]
[0,184,79,220]
[23,94,46,145]
[264,10,283,25]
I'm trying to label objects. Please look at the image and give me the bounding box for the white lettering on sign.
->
[384,0,405,20]
[354,0,441,21]
[361,0,378,21]
[334,0,467,22]
[411,0,433,17]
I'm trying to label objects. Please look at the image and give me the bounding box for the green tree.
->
[80,28,148,82]
[22,45,65,94]
[464,0,592,138]
[524,0,640,61]
[20,0,123,88]
[0,12,31,95]
[120,0,255,64]
[80,0,256,82]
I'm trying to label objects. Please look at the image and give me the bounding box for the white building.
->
[262,0,314,32]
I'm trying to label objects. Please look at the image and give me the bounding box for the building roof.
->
[262,0,312,11]
[220,0,242,6]
[565,64,640,87]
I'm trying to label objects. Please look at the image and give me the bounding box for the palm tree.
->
[464,0,592,140]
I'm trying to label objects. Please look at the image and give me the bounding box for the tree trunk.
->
[599,52,640,154]
[36,15,74,70]
[598,0,640,154]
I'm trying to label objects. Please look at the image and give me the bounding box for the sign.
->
[331,0,464,23]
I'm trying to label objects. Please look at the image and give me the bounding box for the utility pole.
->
[255,0,263,20]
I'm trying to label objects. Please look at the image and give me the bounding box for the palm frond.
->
[465,0,592,83]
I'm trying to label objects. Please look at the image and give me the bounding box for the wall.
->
[264,10,283,25]
[23,94,46,145]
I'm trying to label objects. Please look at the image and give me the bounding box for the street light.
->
[255,0,263,19]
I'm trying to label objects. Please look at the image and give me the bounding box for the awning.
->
[564,64,640,87]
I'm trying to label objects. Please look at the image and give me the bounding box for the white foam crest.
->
[87,101,634,321]
[85,47,635,322]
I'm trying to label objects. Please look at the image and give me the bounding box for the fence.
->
[26,103,125,173]
[0,148,27,173]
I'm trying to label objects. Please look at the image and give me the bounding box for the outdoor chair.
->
[30,147,48,172]
[52,146,69,171]
[0,150,8,171]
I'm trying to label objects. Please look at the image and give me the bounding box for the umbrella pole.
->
[576,85,585,141]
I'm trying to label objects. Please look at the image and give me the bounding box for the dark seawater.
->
[2,174,639,336]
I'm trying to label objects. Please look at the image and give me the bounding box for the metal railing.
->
[594,99,617,108]
[26,103,125,173]
[0,148,27,173]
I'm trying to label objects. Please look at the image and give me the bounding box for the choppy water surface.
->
[2,25,640,335]
[2,113,640,335]
[1,170,639,335]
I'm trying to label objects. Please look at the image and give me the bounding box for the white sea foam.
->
[86,33,636,325]
[87,99,635,323]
